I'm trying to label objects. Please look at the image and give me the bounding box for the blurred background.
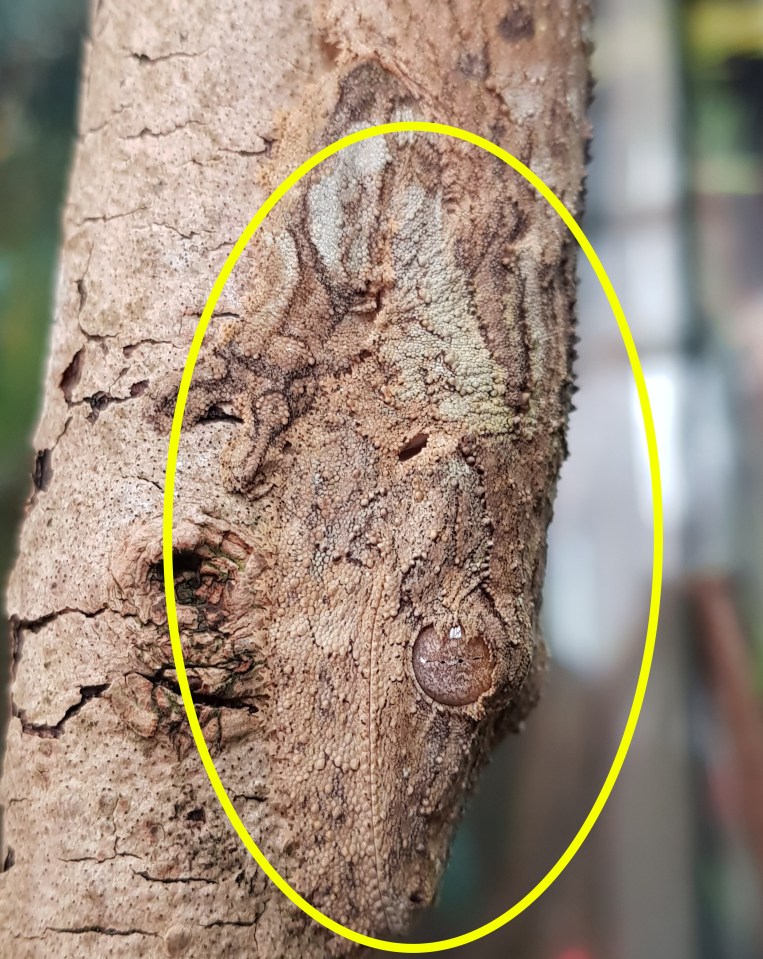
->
[1,1,762,957]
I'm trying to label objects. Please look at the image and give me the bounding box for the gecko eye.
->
[412,624,493,705]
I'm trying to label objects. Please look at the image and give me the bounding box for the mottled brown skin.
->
[155,61,581,935]
[1,0,591,954]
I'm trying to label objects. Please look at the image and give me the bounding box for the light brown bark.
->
[0,1,591,955]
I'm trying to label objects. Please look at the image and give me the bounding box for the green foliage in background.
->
[686,0,763,193]
[0,0,86,604]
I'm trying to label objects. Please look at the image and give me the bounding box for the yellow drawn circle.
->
[162,122,663,953]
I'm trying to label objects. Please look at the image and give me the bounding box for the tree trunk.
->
[0,1,591,955]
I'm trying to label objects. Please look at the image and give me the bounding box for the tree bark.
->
[0,0,591,955]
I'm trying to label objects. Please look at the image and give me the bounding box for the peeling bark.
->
[0,0,591,955]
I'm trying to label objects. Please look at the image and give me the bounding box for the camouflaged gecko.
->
[154,62,578,936]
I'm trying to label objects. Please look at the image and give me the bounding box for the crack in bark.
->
[216,139,274,159]
[8,616,23,679]
[61,348,85,402]
[132,474,162,493]
[202,919,257,928]
[16,684,110,739]
[124,119,206,140]
[65,386,149,421]
[122,337,175,356]
[129,48,212,65]
[140,667,260,714]
[16,606,109,633]
[133,868,217,885]
[51,415,73,451]
[57,851,140,864]
[154,222,202,240]
[75,244,94,315]
[32,449,53,492]
[57,329,175,416]
[77,322,117,344]
[29,417,71,507]
[47,926,158,938]
[206,240,237,254]
[81,104,128,139]
[76,206,147,226]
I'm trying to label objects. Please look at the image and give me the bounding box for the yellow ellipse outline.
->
[163,121,663,953]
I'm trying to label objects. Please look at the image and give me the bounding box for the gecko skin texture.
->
[157,63,576,938]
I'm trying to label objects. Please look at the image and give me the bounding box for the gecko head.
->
[255,421,547,938]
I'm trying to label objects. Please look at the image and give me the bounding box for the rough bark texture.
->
[1,0,591,955]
